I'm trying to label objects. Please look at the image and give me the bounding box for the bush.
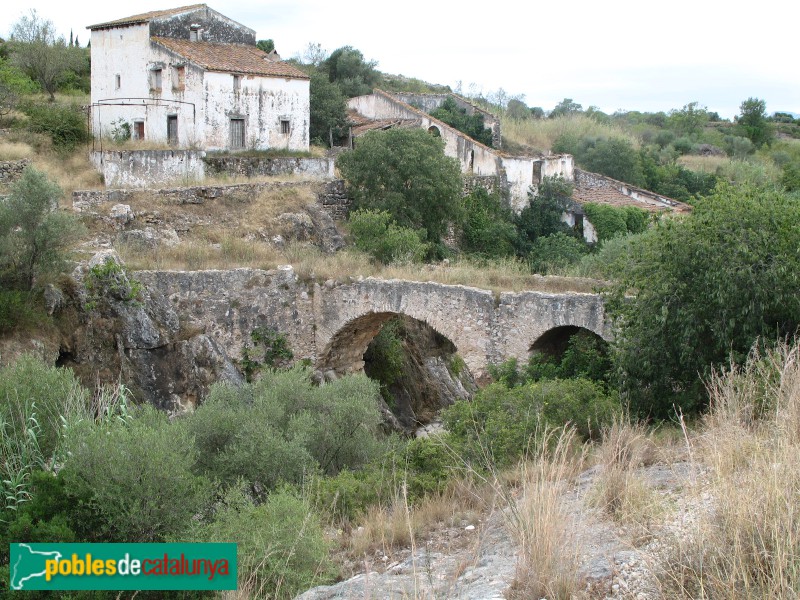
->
[192,485,334,599]
[429,97,493,146]
[62,406,213,542]
[460,188,517,258]
[0,355,88,466]
[187,368,385,493]
[583,203,649,243]
[514,176,576,255]
[528,232,588,274]
[0,167,85,291]
[0,289,49,333]
[348,208,429,264]
[606,183,800,418]
[443,378,620,467]
[22,102,89,151]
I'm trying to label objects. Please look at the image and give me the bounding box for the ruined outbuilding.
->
[88,4,310,151]
[347,90,574,211]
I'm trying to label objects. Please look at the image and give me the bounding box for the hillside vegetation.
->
[2,15,800,599]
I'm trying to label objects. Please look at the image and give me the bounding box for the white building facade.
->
[88,4,310,152]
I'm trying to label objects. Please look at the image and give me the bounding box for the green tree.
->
[460,187,517,258]
[737,97,773,148]
[514,175,576,255]
[337,128,463,247]
[606,183,800,418]
[505,98,530,120]
[308,70,348,145]
[256,39,275,53]
[581,137,645,186]
[320,46,379,98]
[549,98,583,118]
[9,10,83,100]
[666,101,709,137]
[0,167,84,290]
[429,97,492,146]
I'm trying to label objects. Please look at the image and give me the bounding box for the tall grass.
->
[501,114,640,155]
[504,427,584,599]
[656,342,800,598]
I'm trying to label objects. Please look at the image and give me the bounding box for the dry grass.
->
[345,476,493,560]
[655,343,800,598]
[501,114,640,155]
[119,240,605,294]
[588,417,662,542]
[0,140,36,161]
[505,427,585,600]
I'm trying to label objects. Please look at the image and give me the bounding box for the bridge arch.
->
[529,325,605,357]
[318,310,461,376]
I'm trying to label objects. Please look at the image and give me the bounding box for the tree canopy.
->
[737,97,773,148]
[9,10,84,100]
[336,128,462,247]
[606,183,800,418]
[320,46,379,98]
[0,166,84,290]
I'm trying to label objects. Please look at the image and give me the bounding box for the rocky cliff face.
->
[57,251,243,411]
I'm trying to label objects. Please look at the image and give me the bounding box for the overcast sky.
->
[2,0,797,119]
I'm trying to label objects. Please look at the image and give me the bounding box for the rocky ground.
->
[298,458,706,600]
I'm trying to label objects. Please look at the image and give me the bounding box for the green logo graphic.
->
[9,543,237,591]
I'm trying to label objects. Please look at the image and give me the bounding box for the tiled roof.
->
[152,37,309,79]
[88,4,207,29]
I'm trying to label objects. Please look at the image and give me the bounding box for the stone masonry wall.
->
[203,156,334,179]
[0,159,30,184]
[73,180,348,220]
[138,268,610,383]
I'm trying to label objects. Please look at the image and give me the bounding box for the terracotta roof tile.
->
[88,4,207,30]
[152,37,309,79]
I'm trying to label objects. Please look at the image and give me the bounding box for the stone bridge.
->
[139,267,610,382]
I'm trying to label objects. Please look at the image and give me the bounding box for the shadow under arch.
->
[529,325,608,358]
[318,311,475,433]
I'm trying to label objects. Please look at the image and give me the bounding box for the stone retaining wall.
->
[73,180,348,219]
[0,159,31,184]
[203,155,334,179]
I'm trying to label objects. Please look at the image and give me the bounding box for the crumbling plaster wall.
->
[148,7,256,44]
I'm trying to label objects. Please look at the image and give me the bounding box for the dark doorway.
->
[167,115,178,145]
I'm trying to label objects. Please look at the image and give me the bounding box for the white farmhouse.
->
[88,4,310,151]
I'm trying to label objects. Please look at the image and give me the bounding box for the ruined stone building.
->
[347,90,574,211]
[348,90,690,238]
[88,4,310,151]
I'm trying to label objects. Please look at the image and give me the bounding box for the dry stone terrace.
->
[138,267,610,382]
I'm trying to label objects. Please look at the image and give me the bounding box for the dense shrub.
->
[192,485,334,599]
[527,232,588,274]
[429,97,493,146]
[187,368,384,493]
[62,406,213,542]
[606,183,800,418]
[460,187,517,258]
[514,176,576,255]
[443,378,620,466]
[583,203,649,243]
[22,102,89,151]
[348,208,428,264]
